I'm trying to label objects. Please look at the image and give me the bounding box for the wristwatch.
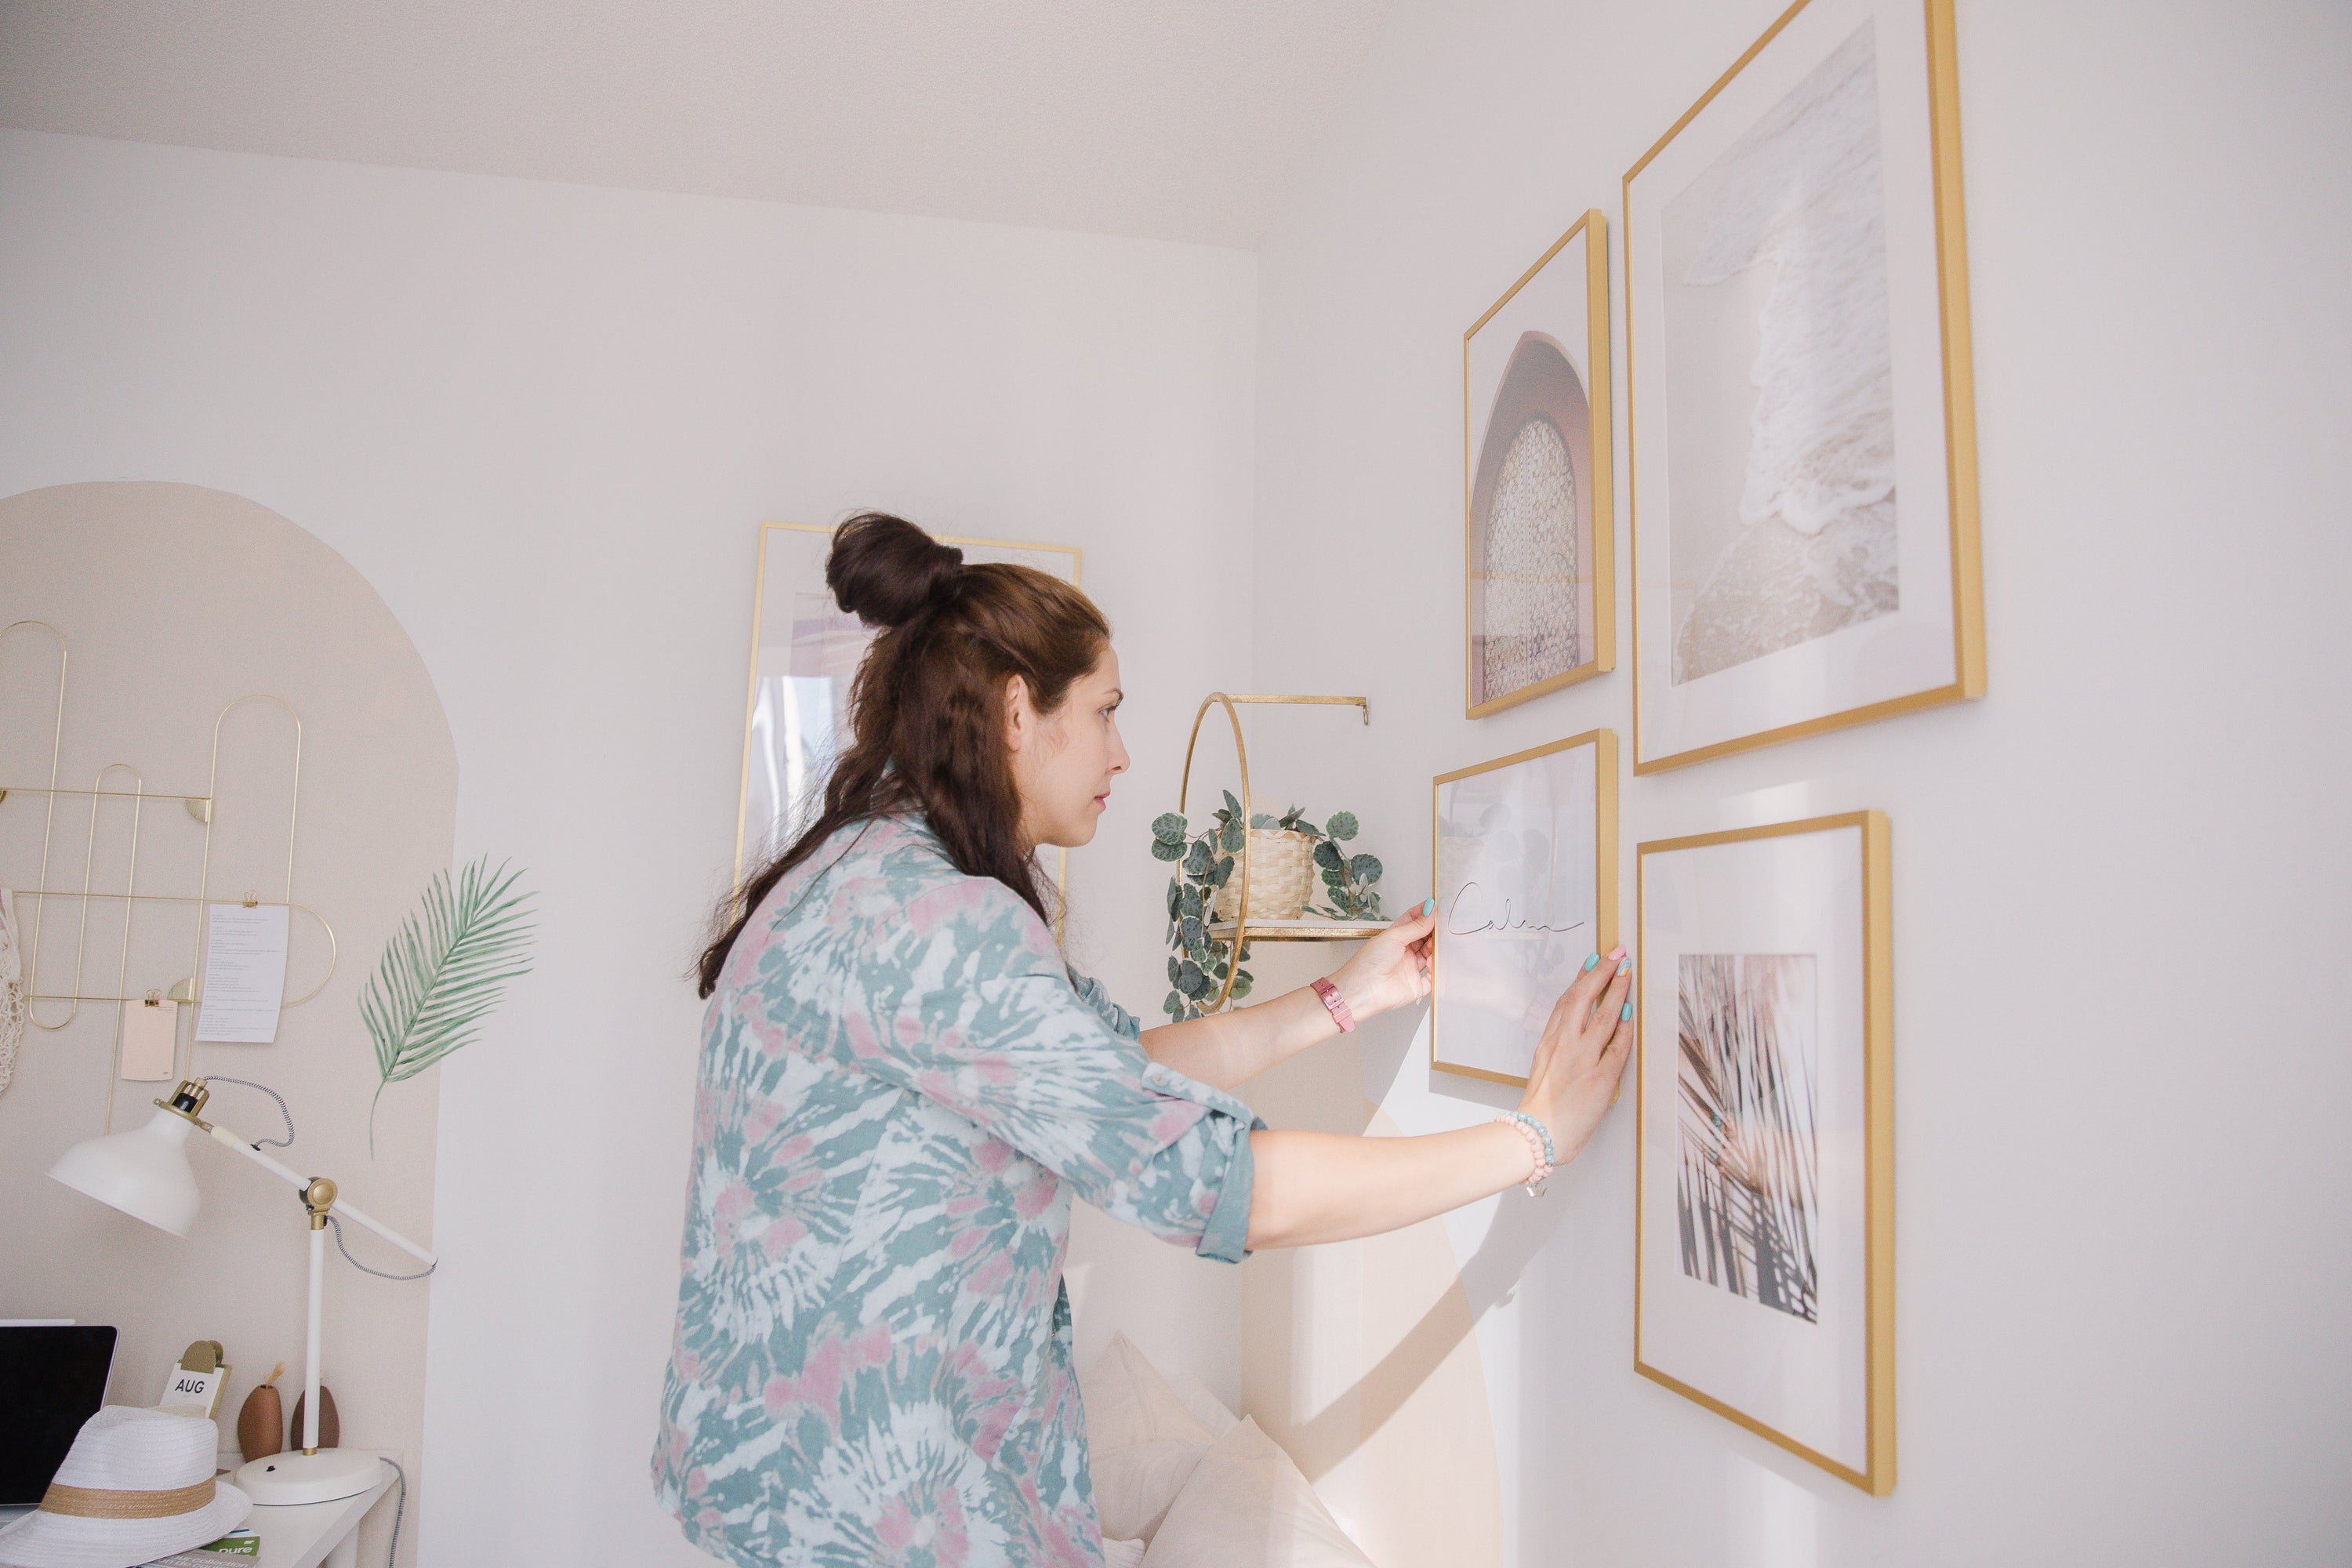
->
[1308,975,1356,1033]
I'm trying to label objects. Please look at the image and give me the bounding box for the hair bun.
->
[826,512,965,629]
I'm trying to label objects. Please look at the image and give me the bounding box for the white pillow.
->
[1163,1370,1240,1440]
[1080,1333,1214,1454]
[1141,1418,1375,1568]
[1102,1537,1148,1568]
[1080,1334,1218,1542]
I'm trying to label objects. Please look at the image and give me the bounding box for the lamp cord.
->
[327,1214,437,1280]
[203,1076,435,1282]
[202,1076,294,1147]
[379,1454,407,1567]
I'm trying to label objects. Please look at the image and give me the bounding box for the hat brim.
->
[0,1479,249,1568]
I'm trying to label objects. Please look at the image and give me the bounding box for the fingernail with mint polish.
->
[1582,953,1601,972]
[1621,1001,1635,1021]
[1423,897,1436,915]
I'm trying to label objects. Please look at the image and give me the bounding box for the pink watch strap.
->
[1310,976,1356,1033]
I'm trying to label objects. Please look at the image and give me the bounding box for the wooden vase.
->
[287,1385,339,1450]
[235,1381,283,1460]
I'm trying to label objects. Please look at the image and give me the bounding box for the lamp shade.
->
[50,1109,202,1236]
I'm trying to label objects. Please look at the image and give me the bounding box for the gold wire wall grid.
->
[1177,694,1383,1011]
[0,622,337,1123]
[1428,729,1619,1087]
[1465,209,1615,718]
[1633,811,1894,1493]
[1621,0,1984,773]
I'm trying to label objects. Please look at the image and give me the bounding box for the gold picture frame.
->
[733,521,1083,884]
[1428,728,1618,1087]
[1464,211,1615,719]
[1624,0,1984,773]
[1633,811,1894,1494]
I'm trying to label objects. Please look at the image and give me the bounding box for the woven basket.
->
[1210,829,1316,923]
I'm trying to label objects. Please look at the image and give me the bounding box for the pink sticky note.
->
[119,1000,178,1082]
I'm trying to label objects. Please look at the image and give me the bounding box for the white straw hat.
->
[0,1406,249,1568]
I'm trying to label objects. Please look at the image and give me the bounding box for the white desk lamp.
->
[49,1076,435,1504]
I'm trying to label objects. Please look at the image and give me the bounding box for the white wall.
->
[0,129,1258,1564]
[1245,0,2352,1563]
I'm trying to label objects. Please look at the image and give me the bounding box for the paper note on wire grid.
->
[194,904,290,1044]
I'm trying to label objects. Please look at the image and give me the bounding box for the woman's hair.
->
[696,511,1111,996]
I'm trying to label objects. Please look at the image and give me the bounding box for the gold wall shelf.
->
[1203,918,1388,942]
[1177,692,1375,1011]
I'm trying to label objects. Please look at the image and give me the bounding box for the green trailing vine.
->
[1150,796,1384,1022]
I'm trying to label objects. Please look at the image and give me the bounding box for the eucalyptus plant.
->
[1149,795,1384,1022]
[359,855,537,1152]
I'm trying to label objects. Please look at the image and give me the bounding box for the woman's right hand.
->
[1518,946,1635,1167]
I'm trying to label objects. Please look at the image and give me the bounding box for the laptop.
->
[0,1324,118,1523]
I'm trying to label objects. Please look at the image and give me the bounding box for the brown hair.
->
[696,512,1111,996]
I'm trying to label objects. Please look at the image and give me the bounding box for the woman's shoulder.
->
[771,815,1044,939]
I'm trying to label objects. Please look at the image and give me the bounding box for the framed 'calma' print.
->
[1635,811,1893,1494]
[1430,730,1617,1086]
[1624,0,1983,772]
[735,522,1080,878]
[1465,212,1614,718]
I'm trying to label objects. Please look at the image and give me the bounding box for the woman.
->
[654,514,1632,1567]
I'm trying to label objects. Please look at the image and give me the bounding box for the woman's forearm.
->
[1137,982,1338,1091]
[1138,908,1434,1091]
[1243,1124,1532,1250]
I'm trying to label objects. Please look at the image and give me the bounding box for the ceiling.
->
[0,1,1391,249]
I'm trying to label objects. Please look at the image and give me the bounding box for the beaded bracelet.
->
[1493,1110,1556,1196]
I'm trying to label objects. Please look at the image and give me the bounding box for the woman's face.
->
[1007,647,1129,851]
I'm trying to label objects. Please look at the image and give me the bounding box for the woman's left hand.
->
[1329,901,1438,1022]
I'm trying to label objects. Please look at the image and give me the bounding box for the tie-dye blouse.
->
[652,814,1261,1567]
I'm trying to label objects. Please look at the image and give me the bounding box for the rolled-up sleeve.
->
[848,878,1263,1262]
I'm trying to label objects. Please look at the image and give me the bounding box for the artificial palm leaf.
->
[361,856,537,1152]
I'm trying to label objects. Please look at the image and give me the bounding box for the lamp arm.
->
[202,1120,439,1266]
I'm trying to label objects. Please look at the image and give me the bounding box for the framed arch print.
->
[1624,0,1984,772]
[734,521,1080,881]
[1465,211,1614,718]
[1635,811,1893,1493]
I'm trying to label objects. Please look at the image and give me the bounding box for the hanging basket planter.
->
[1210,829,1315,923]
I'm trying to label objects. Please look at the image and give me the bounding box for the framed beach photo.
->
[1624,0,1983,772]
[1430,730,1618,1086]
[734,522,1081,880]
[1635,811,1893,1494]
[1465,211,1614,718]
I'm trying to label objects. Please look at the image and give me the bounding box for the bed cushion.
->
[1140,1417,1376,1568]
[1163,1370,1240,1439]
[1080,1333,1218,1541]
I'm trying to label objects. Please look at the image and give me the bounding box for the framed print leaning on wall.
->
[1624,0,1983,772]
[1635,811,1893,1494]
[1430,729,1617,1086]
[734,521,1081,881]
[1465,211,1613,718]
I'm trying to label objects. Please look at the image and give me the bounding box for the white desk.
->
[0,1454,394,1568]
[243,1454,396,1568]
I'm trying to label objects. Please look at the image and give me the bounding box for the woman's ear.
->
[1003,673,1035,754]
